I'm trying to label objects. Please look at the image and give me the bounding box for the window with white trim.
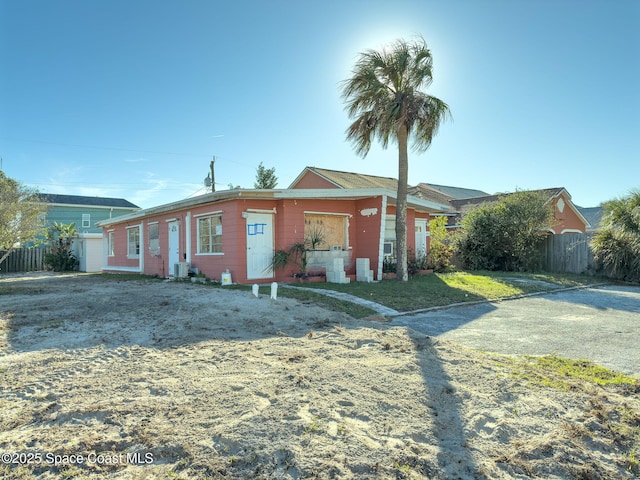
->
[197,215,222,254]
[108,231,115,256]
[127,227,140,258]
[82,213,91,228]
[148,223,159,254]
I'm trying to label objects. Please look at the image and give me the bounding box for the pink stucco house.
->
[98,166,588,283]
[96,181,452,284]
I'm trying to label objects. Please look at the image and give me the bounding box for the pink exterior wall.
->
[290,171,339,189]
[274,198,359,278]
[105,221,143,270]
[549,193,586,233]
[103,195,432,284]
[353,197,385,279]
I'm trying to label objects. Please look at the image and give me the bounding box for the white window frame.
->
[197,215,223,255]
[82,213,91,229]
[108,230,115,257]
[127,226,141,258]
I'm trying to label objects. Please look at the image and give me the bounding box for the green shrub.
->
[454,191,554,272]
[427,216,453,272]
[591,190,640,282]
[43,222,79,272]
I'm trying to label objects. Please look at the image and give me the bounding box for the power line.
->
[0,136,209,158]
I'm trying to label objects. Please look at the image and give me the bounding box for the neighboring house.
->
[450,188,590,234]
[96,187,451,284]
[39,194,140,272]
[290,167,589,234]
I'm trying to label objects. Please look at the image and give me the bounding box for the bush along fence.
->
[0,247,52,273]
[539,233,596,275]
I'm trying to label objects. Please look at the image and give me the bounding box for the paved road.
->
[392,285,640,376]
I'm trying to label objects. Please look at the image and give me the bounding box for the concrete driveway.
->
[392,285,640,376]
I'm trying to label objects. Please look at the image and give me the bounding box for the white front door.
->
[415,219,427,259]
[246,213,274,279]
[168,221,180,272]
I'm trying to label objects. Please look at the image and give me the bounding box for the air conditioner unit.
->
[174,262,189,278]
[330,245,343,251]
[383,242,393,256]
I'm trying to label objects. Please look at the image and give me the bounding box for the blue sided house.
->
[39,194,140,272]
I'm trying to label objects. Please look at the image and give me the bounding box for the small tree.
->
[591,190,640,282]
[44,222,79,271]
[0,171,46,269]
[455,191,554,271]
[428,215,452,272]
[254,162,278,189]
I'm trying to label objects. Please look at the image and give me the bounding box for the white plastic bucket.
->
[221,271,232,285]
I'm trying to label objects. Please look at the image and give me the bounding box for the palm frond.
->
[340,37,450,155]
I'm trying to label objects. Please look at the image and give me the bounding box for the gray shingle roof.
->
[577,206,603,231]
[418,183,490,200]
[38,193,139,209]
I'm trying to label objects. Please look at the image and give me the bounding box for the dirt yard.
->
[1,274,638,479]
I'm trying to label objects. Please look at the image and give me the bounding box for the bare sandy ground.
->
[0,274,638,479]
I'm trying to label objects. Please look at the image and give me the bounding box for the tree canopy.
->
[0,171,46,267]
[254,162,278,189]
[341,37,450,281]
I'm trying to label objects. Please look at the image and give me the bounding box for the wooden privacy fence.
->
[540,233,596,274]
[0,247,51,273]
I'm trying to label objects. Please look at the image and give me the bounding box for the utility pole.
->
[210,156,215,192]
[204,156,216,192]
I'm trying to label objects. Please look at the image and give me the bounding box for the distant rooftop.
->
[39,193,140,209]
[417,183,490,200]
[577,206,603,231]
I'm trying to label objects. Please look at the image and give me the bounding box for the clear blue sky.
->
[1,0,638,209]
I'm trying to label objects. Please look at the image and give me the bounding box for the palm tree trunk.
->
[396,124,409,281]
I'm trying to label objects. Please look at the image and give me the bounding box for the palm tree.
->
[341,37,450,281]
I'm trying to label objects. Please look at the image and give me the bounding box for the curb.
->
[389,283,611,319]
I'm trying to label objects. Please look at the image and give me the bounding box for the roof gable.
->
[289,167,398,190]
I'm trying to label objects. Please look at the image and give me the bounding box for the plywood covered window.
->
[304,214,347,250]
[148,222,159,255]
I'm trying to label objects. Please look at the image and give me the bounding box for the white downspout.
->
[186,211,192,265]
[102,232,108,272]
[138,222,144,273]
[377,195,387,281]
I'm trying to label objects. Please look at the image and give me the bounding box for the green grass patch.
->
[97,273,163,282]
[0,285,29,295]
[298,271,599,312]
[93,270,601,315]
[507,354,639,391]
